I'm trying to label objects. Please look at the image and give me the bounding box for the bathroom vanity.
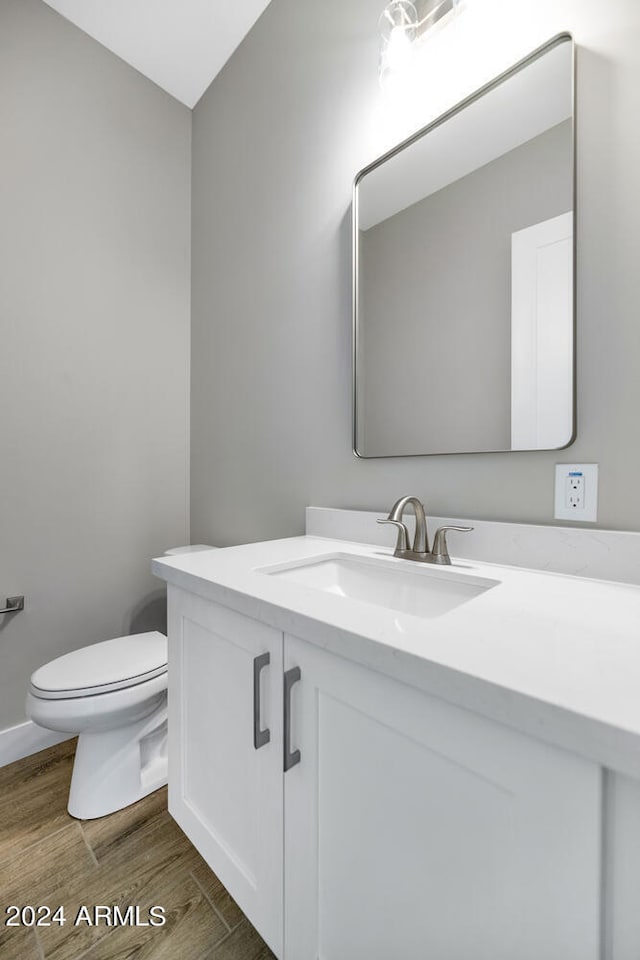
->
[153,531,640,960]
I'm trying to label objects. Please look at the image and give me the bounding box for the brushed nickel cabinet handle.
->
[283,666,301,772]
[253,653,271,750]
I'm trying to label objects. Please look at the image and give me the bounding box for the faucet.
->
[377,495,473,565]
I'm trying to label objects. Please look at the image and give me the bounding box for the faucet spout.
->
[384,496,429,555]
[378,495,474,564]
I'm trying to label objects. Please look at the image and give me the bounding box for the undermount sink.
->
[261,553,499,619]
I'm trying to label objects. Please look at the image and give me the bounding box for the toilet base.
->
[68,695,168,819]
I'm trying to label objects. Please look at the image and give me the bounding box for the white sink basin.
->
[262,553,499,619]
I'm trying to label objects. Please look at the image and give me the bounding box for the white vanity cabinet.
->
[283,633,601,960]
[167,587,603,960]
[167,588,284,956]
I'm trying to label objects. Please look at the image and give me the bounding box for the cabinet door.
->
[283,634,601,960]
[168,587,283,956]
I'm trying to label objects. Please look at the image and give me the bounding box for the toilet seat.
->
[29,631,167,700]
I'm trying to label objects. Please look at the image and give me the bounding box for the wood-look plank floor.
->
[0,740,276,960]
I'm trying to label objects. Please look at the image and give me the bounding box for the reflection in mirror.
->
[354,35,574,458]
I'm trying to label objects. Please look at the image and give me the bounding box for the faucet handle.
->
[431,525,474,565]
[377,518,410,554]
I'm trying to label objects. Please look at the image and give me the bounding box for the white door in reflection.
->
[511,211,574,450]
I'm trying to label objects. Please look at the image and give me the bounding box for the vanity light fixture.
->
[379,0,463,88]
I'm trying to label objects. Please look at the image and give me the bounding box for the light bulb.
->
[385,24,413,72]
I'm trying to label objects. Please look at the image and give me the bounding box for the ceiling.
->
[41,0,274,108]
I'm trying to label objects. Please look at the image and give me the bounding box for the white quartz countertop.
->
[153,536,640,777]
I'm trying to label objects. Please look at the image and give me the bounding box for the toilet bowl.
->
[26,632,169,819]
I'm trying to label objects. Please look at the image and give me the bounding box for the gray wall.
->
[0,0,191,729]
[190,0,640,545]
[359,120,572,456]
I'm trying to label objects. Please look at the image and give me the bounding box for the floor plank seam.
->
[200,921,235,956]
[78,822,100,868]
[189,868,233,934]
[33,926,46,960]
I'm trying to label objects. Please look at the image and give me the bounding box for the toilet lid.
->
[30,632,168,699]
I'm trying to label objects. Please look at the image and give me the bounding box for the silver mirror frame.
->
[352,32,576,459]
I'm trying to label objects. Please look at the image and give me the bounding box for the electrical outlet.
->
[565,472,584,510]
[555,464,598,522]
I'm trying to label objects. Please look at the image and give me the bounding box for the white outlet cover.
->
[554,463,599,522]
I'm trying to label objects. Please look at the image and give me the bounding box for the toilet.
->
[25,544,214,820]
[27,632,168,819]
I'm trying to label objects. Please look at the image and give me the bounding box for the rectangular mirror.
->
[353,34,575,458]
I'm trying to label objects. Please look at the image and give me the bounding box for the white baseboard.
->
[0,720,72,769]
